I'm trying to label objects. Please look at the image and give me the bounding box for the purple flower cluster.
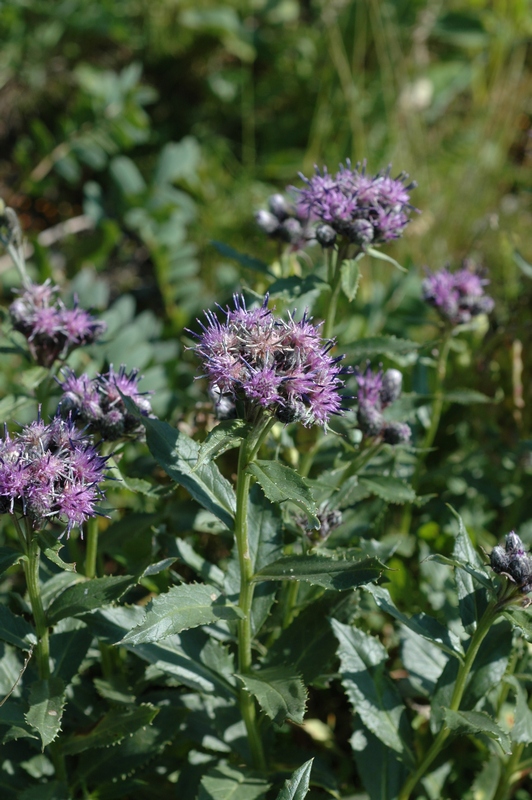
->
[194,295,346,428]
[421,264,495,326]
[490,532,532,595]
[0,415,107,535]
[255,193,313,251]
[58,365,153,441]
[9,281,106,367]
[295,161,417,248]
[355,364,411,445]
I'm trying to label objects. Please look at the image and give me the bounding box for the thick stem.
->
[84,516,99,579]
[398,601,498,800]
[234,416,274,771]
[323,244,349,341]
[23,536,50,680]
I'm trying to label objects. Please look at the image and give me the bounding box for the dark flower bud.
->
[490,545,508,574]
[382,421,411,446]
[268,193,290,221]
[255,209,280,235]
[279,218,303,244]
[380,369,403,406]
[508,554,532,586]
[347,219,374,246]
[505,531,524,556]
[209,386,237,421]
[316,224,337,248]
[357,403,384,437]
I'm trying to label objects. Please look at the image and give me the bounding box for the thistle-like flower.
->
[490,531,532,599]
[193,295,346,429]
[58,365,153,441]
[354,364,410,444]
[295,160,417,248]
[422,263,495,326]
[0,415,107,535]
[9,281,106,367]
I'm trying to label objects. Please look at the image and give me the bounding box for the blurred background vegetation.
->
[1,0,532,547]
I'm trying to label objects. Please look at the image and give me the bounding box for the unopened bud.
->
[316,224,337,248]
[505,531,524,555]
[382,421,411,445]
[279,218,303,244]
[380,369,403,406]
[268,193,289,221]
[255,209,279,235]
[489,545,508,574]
[347,219,374,246]
[357,404,384,437]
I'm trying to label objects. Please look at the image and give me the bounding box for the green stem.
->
[492,743,525,800]
[23,535,50,680]
[235,415,274,771]
[323,244,349,341]
[398,600,499,800]
[84,516,99,579]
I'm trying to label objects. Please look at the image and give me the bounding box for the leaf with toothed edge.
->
[25,677,66,748]
[274,759,314,800]
[236,666,307,725]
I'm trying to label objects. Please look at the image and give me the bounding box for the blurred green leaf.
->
[253,554,382,591]
[46,576,135,625]
[198,764,270,800]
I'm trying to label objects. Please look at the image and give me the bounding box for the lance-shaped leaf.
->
[46,575,136,625]
[344,335,420,361]
[62,704,159,755]
[143,416,236,528]
[350,720,409,800]
[25,677,66,748]
[275,759,314,800]
[211,240,273,277]
[0,605,37,651]
[365,585,464,659]
[332,618,414,764]
[37,531,76,572]
[199,763,271,800]
[365,246,407,272]
[442,708,511,754]
[358,476,416,505]
[0,547,24,578]
[194,419,250,469]
[341,259,361,302]
[119,584,244,646]
[236,666,307,725]
[247,460,319,528]
[253,554,383,591]
[443,389,492,404]
[451,509,490,633]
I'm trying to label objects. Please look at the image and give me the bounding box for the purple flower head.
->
[490,532,532,596]
[9,281,106,367]
[255,193,314,252]
[58,365,153,441]
[422,263,494,326]
[354,363,410,444]
[295,160,417,248]
[193,296,346,429]
[0,415,107,536]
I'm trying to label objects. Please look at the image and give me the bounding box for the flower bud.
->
[316,224,337,248]
[489,545,508,574]
[508,554,532,586]
[505,531,524,556]
[268,193,290,221]
[279,218,303,244]
[382,421,411,446]
[357,403,384,437]
[347,219,374,246]
[255,209,280,235]
[380,369,403,406]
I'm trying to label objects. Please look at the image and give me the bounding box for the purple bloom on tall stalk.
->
[58,365,153,441]
[193,295,346,429]
[354,364,411,444]
[0,415,107,535]
[422,262,495,326]
[9,280,106,367]
[295,160,417,248]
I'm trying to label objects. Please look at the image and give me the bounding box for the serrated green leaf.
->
[503,609,532,640]
[506,676,532,744]
[119,584,244,646]
[365,246,406,272]
[37,531,76,572]
[63,704,159,755]
[46,575,136,625]
[332,619,413,764]
[199,763,271,800]
[194,420,250,469]
[211,240,272,275]
[359,476,416,504]
[443,389,492,404]
[451,509,489,633]
[143,417,236,528]
[274,759,314,800]
[344,336,421,361]
[442,708,511,753]
[25,677,66,748]
[0,700,39,741]
[237,666,307,725]
[400,626,448,697]
[172,538,225,589]
[365,585,464,659]
[0,606,37,651]
[247,460,318,527]
[340,259,361,302]
[253,554,382,590]
[0,547,24,578]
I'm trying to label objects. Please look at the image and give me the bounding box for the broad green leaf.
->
[462,621,512,710]
[143,417,236,529]
[350,721,409,800]
[400,627,448,698]
[253,554,383,591]
[198,763,271,800]
[236,666,307,725]
[0,700,39,742]
[358,476,416,504]
[332,619,413,764]
[211,240,273,276]
[25,677,66,748]
[0,547,23,578]
[443,389,492,404]
[18,781,70,800]
[194,420,250,469]
[451,510,489,633]
[37,531,76,573]
[340,259,361,302]
[344,336,421,361]
[50,621,93,686]
[365,585,464,659]
[275,759,314,800]
[0,606,37,651]
[119,584,244,646]
[468,755,501,800]
[247,460,318,527]
[503,609,532,640]
[506,676,532,744]
[442,708,511,754]
[172,538,225,589]
[62,704,159,755]
[46,575,136,625]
